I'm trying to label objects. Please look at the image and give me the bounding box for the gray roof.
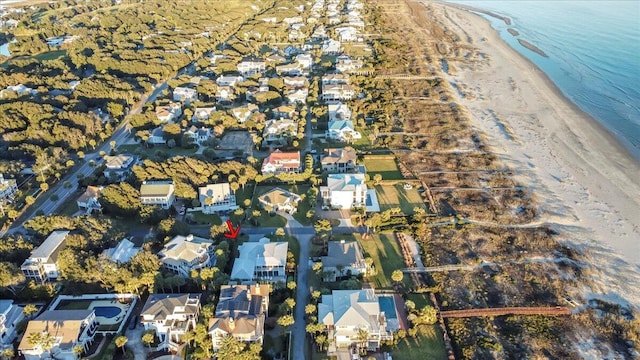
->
[141,293,201,321]
[31,230,69,259]
[322,240,364,269]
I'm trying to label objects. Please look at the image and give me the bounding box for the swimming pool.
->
[93,306,122,318]
[378,296,397,320]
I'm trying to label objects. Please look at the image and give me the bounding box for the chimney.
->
[186,234,194,242]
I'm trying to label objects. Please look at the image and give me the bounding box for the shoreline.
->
[429,1,640,308]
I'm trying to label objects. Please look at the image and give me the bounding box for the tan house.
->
[140,181,175,209]
[103,154,136,181]
[76,186,103,214]
[321,240,367,281]
[141,293,201,350]
[257,187,302,214]
[321,147,357,173]
[158,235,216,277]
[208,284,270,351]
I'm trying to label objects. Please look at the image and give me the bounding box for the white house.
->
[199,183,237,214]
[216,86,234,102]
[0,174,18,204]
[261,150,301,174]
[192,107,216,122]
[76,186,103,214]
[262,119,298,146]
[184,126,212,145]
[140,294,201,349]
[322,73,350,85]
[335,26,359,42]
[276,62,304,76]
[321,147,357,173]
[0,300,24,347]
[21,230,69,284]
[147,127,167,145]
[19,310,99,360]
[320,173,367,209]
[216,76,243,87]
[321,84,354,101]
[326,120,361,142]
[283,76,308,88]
[286,88,308,104]
[231,103,259,123]
[296,53,313,70]
[139,181,175,209]
[158,235,216,277]
[208,284,270,351]
[318,289,393,352]
[102,238,140,263]
[257,187,302,214]
[336,56,364,73]
[230,238,288,283]
[321,39,342,54]
[321,240,367,281]
[237,56,266,77]
[172,87,198,104]
[328,102,352,121]
[103,155,136,182]
[155,102,182,123]
[272,105,297,119]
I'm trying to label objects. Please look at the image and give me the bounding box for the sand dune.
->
[428,1,640,309]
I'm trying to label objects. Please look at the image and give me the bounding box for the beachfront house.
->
[208,284,270,351]
[19,310,99,360]
[328,102,352,122]
[321,84,355,101]
[326,120,361,142]
[140,294,201,349]
[158,235,216,278]
[21,230,69,284]
[257,187,302,214]
[139,181,175,209]
[321,147,357,173]
[199,183,237,214]
[230,238,288,283]
[320,173,367,209]
[318,289,393,352]
[321,240,367,281]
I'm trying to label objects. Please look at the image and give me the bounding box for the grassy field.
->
[358,232,405,289]
[375,184,426,215]
[187,211,222,225]
[392,325,448,360]
[363,156,404,180]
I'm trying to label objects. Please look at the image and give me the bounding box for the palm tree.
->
[115,335,128,354]
[141,332,155,349]
[72,345,84,357]
[356,328,369,355]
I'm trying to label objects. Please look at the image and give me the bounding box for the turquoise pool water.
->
[378,296,397,320]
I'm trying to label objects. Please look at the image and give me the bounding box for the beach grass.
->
[363,156,404,180]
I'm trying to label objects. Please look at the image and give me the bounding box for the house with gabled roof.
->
[321,147,357,173]
[155,102,182,123]
[199,183,236,214]
[0,174,18,204]
[19,310,99,360]
[158,234,216,277]
[147,126,167,145]
[216,75,243,87]
[102,238,140,264]
[76,186,103,214]
[283,76,308,89]
[321,173,367,209]
[326,120,361,142]
[276,62,304,76]
[262,119,298,147]
[230,238,288,283]
[272,105,297,119]
[103,154,136,182]
[328,102,352,122]
[21,230,69,284]
[140,293,201,349]
[231,103,259,123]
[321,84,354,101]
[192,107,216,123]
[321,240,367,281]
[172,87,198,104]
[237,56,266,77]
[296,53,313,70]
[0,300,25,347]
[286,88,308,104]
[208,284,270,351]
[322,73,350,85]
[321,39,342,54]
[318,289,393,352]
[258,187,302,214]
[261,150,301,174]
[140,180,175,209]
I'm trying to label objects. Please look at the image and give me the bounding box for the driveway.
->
[125,322,146,360]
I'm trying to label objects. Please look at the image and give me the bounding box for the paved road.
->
[282,214,312,360]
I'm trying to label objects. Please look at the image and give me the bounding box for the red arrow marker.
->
[223,220,241,239]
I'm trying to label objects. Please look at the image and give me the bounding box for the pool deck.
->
[393,293,409,330]
[89,299,131,325]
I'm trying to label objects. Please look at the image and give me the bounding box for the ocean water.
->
[451,1,640,158]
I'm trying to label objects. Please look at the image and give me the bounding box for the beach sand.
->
[425,1,640,308]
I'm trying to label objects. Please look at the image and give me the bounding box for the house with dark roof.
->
[208,284,270,351]
[321,147,357,173]
[140,294,201,349]
[321,240,367,281]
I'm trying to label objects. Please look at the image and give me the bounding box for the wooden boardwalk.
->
[441,306,571,318]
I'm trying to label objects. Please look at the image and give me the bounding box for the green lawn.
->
[363,156,404,180]
[187,211,222,225]
[358,232,405,289]
[391,325,448,360]
[406,293,434,309]
[55,300,92,310]
[375,184,426,215]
